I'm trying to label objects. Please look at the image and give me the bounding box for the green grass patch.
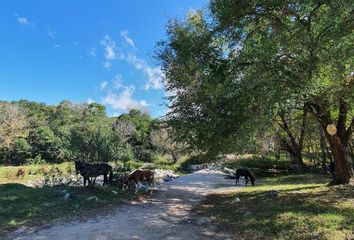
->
[0,183,137,235]
[196,174,354,240]
[0,162,74,184]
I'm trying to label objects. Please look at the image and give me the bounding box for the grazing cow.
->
[235,169,255,186]
[17,168,25,178]
[75,161,113,187]
[122,169,154,194]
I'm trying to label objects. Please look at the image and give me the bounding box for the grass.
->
[0,162,74,184]
[0,183,137,236]
[196,174,354,240]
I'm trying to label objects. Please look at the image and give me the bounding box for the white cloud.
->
[100,35,118,68]
[89,47,96,57]
[125,53,164,90]
[99,35,125,68]
[112,74,123,89]
[103,61,112,68]
[87,98,95,104]
[103,85,148,112]
[120,31,135,48]
[47,28,55,39]
[17,17,34,26]
[53,44,60,48]
[100,81,109,90]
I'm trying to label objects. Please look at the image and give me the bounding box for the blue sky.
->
[0,0,207,118]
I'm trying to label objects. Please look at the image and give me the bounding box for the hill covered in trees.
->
[0,100,182,166]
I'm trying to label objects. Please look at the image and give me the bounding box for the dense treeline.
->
[0,100,182,166]
[157,0,354,184]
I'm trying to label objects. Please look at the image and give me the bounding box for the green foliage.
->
[0,99,170,166]
[157,0,354,173]
[30,126,68,163]
[224,155,292,173]
[10,138,32,165]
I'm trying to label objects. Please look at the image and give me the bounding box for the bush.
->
[123,160,143,171]
[224,155,292,174]
[134,148,156,162]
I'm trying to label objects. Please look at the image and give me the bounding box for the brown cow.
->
[122,169,154,194]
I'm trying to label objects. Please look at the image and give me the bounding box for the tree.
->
[158,0,354,183]
[150,126,186,163]
[29,126,67,163]
[0,102,28,164]
[210,0,353,184]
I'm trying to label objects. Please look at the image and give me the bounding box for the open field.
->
[196,174,354,240]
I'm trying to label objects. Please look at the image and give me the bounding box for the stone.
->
[87,196,99,201]
[63,193,70,201]
[231,197,241,203]
[243,211,252,217]
[60,189,68,195]
[268,190,280,198]
[196,217,212,226]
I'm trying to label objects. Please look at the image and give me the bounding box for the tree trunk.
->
[324,133,353,184]
[320,128,327,174]
[308,98,353,184]
[280,138,308,171]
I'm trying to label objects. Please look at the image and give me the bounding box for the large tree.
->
[158,1,354,184]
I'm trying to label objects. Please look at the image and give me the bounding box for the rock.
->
[196,217,212,226]
[141,163,155,169]
[60,189,68,195]
[153,169,179,180]
[231,197,241,203]
[14,226,26,234]
[42,202,50,207]
[268,190,280,198]
[63,193,70,201]
[87,196,99,201]
[221,167,235,175]
[243,211,252,217]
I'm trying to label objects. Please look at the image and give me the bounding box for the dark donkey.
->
[75,161,113,187]
[235,168,255,186]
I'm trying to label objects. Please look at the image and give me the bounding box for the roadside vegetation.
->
[196,173,354,240]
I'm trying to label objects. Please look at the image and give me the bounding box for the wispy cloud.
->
[100,81,109,90]
[120,31,135,48]
[17,16,34,26]
[112,74,123,89]
[87,98,95,104]
[100,35,123,68]
[89,47,96,57]
[47,27,56,39]
[97,33,164,89]
[103,85,148,112]
[125,53,164,90]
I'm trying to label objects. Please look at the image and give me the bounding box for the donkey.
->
[75,161,113,187]
[122,169,154,194]
[235,168,255,186]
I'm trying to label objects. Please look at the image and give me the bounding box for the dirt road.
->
[9,169,237,240]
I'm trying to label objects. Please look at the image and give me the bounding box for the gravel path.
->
[9,169,237,240]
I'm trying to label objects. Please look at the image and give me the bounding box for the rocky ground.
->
[8,169,238,240]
